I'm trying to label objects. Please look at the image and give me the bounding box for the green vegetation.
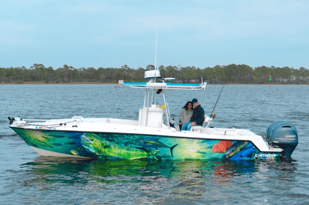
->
[1,63,308,84]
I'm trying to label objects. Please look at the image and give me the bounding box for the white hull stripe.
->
[30,146,91,159]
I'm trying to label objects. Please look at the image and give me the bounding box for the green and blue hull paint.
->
[12,128,281,161]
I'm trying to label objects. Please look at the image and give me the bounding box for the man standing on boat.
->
[181,98,205,130]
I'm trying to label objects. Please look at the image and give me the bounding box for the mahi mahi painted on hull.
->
[12,128,281,160]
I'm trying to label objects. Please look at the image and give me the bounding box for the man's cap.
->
[192,98,198,103]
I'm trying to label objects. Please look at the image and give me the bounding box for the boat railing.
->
[191,126,240,135]
[12,117,84,128]
[23,119,49,122]
[26,119,78,128]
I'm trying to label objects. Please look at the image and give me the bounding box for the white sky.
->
[1,0,308,69]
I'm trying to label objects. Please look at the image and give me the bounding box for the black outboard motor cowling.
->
[266,121,298,158]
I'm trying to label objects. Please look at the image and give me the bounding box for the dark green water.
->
[1,85,308,204]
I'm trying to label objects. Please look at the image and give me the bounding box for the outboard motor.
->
[266,121,298,158]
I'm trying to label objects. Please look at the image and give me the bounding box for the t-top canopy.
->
[123,82,207,90]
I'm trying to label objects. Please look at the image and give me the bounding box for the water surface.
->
[1,84,308,204]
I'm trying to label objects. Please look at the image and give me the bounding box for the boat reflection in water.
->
[14,157,297,203]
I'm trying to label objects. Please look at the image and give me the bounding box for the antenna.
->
[154,22,157,82]
[154,0,158,83]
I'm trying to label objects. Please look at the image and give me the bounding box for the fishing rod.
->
[210,84,225,119]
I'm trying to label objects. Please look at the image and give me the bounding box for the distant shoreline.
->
[1,82,308,85]
[1,82,117,85]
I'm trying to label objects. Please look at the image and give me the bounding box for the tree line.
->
[1,64,309,84]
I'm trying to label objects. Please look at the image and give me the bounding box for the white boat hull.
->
[10,118,283,161]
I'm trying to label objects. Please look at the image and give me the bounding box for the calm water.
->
[0,84,308,204]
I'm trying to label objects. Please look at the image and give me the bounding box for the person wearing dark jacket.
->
[181,98,205,130]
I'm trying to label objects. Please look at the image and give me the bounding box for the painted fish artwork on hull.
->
[11,128,281,161]
[12,128,82,154]
[136,137,178,156]
[79,134,162,160]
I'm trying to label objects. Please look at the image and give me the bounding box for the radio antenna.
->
[154,0,158,82]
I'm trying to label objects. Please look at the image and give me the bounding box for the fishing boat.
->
[8,70,298,160]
